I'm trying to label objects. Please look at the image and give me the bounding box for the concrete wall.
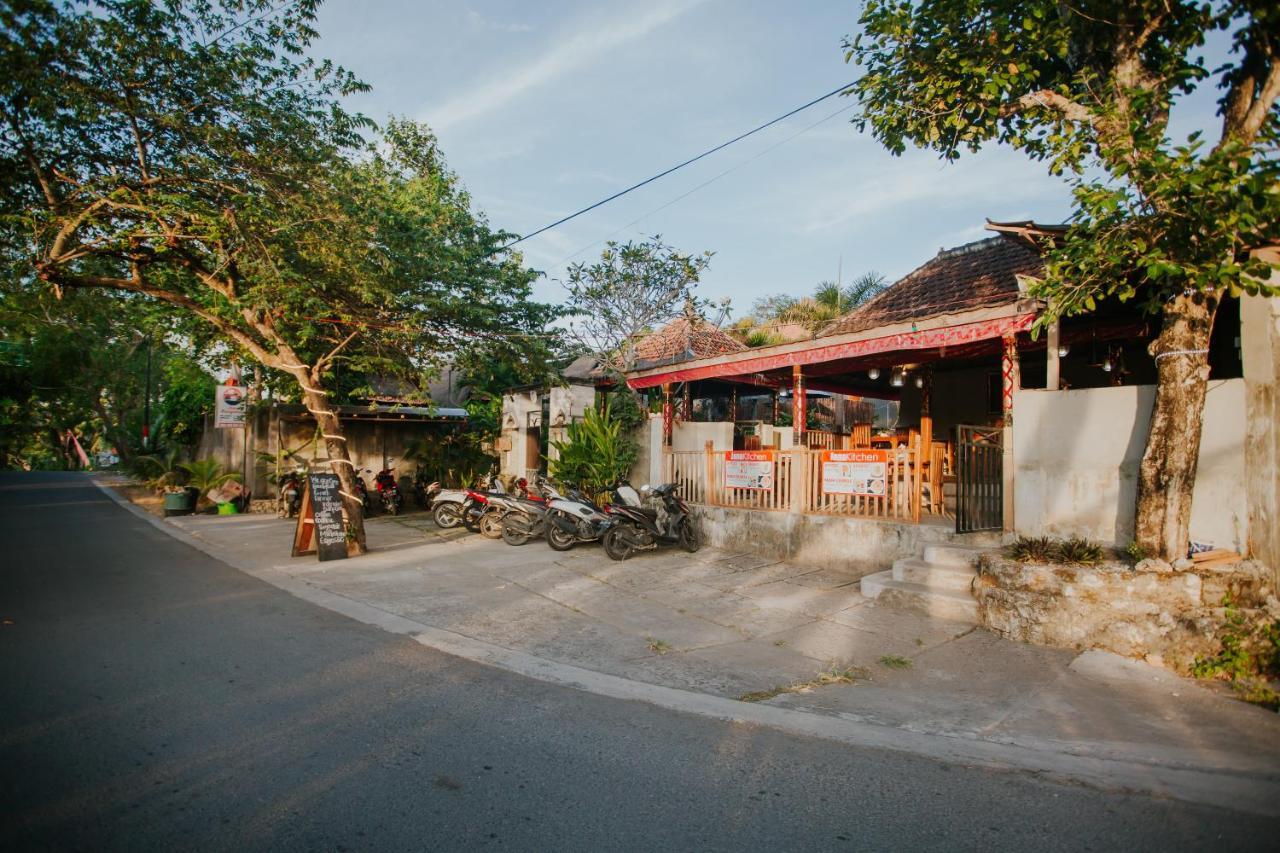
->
[672,420,733,453]
[693,504,992,578]
[1013,380,1248,551]
[499,389,541,480]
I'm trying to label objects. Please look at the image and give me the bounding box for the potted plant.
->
[178,459,242,513]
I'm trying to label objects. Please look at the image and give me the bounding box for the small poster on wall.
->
[821,449,889,496]
[214,383,246,429]
[724,450,774,490]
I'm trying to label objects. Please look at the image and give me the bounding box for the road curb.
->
[92,477,1280,816]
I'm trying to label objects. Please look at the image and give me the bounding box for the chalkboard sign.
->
[308,473,349,562]
[291,473,349,561]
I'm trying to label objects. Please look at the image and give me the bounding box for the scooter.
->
[353,469,372,513]
[543,482,640,552]
[277,468,305,518]
[412,470,440,510]
[601,483,701,561]
[431,473,502,529]
[499,478,560,545]
[460,472,508,533]
[374,467,402,516]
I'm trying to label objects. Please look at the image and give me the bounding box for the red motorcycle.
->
[374,467,402,516]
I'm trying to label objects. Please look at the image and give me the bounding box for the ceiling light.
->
[1057,344,1070,358]
[867,368,880,380]
[890,368,904,388]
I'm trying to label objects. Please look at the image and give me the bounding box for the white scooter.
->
[543,482,642,552]
[432,473,505,529]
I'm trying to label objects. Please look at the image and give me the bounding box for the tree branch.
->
[998,89,1095,124]
[3,108,59,208]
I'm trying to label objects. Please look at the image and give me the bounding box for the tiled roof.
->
[820,236,1042,337]
[632,317,747,366]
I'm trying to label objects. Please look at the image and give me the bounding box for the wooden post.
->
[705,440,716,505]
[681,383,692,421]
[730,385,738,422]
[1001,335,1019,532]
[772,390,780,424]
[1046,319,1061,391]
[662,383,674,447]
[918,366,933,516]
[792,364,806,446]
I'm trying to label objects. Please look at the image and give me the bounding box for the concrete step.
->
[860,570,894,598]
[892,557,975,591]
[873,579,979,623]
[923,543,990,568]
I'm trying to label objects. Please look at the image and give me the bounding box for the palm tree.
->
[766,272,888,332]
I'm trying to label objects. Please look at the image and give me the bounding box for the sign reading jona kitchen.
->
[724,450,774,490]
[821,449,888,496]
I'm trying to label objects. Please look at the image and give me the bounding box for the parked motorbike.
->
[460,472,507,533]
[374,467,402,516]
[412,469,440,510]
[543,482,640,552]
[499,478,560,545]
[277,468,305,518]
[601,483,701,561]
[353,469,372,513]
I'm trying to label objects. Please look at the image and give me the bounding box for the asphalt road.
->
[1,472,1274,852]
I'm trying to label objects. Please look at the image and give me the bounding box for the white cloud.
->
[426,0,708,131]
[466,9,534,33]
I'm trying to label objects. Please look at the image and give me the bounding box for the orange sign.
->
[724,450,774,490]
[820,449,888,496]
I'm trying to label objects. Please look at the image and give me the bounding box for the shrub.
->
[549,400,638,491]
[1120,539,1150,566]
[1193,597,1280,711]
[1057,536,1106,565]
[1006,536,1057,563]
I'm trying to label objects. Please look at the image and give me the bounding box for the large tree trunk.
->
[1135,290,1220,560]
[300,385,367,555]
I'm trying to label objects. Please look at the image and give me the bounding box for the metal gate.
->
[955,425,1003,533]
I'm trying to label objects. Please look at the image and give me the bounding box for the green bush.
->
[1193,597,1280,711]
[549,400,638,491]
[1006,535,1106,565]
[1057,536,1106,565]
[1006,536,1057,563]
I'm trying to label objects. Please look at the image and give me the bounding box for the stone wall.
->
[976,555,1278,671]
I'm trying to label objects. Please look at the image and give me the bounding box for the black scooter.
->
[601,483,701,561]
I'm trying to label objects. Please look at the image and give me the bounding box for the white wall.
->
[672,420,734,453]
[1013,380,1248,551]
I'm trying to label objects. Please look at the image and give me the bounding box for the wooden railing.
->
[662,445,923,521]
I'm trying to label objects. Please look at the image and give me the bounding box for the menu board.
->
[724,450,774,490]
[821,449,888,496]
[292,473,349,561]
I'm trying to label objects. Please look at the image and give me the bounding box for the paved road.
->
[1,472,1274,851]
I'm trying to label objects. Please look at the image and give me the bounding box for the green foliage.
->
[1121,540,1151,566]
[1,0,553,445]
[1007,535,1105,564]
[845,1,1280,328]
[563,236,715,376]
[403,430,494,489]
[548,400,638,491]
[1193,597,1280,710]
[744,272,886,335]
[157,361,216,449]
[132,448,185,492]
[1007,536,1058,563]
[178,459,241,495]
[878,655,913,669]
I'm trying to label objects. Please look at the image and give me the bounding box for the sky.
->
[311,0,1229,317]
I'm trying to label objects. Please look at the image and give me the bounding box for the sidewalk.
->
[99,479,1280,812]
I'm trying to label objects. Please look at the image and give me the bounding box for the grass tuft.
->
[877,654,913,669]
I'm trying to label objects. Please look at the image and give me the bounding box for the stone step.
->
[872,578,979,623]
[860,570,894,598]
[892,557,975,591]
[923,543,990,568]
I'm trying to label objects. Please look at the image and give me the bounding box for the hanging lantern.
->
[890,368,905,388]
[914,375,924,389]
[867,367,881,380]
[1057,343,1070,358]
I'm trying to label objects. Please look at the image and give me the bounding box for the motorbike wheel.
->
[479,510,504,539]
[602,524,636,562]
[433,502,461,529]
[501,516,531,546]
[544,513,577,552]
[463,509,482,534]
[678,517,702,553]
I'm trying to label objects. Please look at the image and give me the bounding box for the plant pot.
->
[163,492,195,517]
[216,501,239,515]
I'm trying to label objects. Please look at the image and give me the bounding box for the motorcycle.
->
[543,482,641,552]
[374,467,402,516]
[353,469,372,514]
[429,472,501,529]
[499,478,561,546]
[459,472,507,533]
[276,468,305,518]
[601,483,701,561]
[412,470,440,510]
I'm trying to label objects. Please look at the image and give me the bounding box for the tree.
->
[744,271,887,335]
[1,1,546,549]
[563,236,715,376]
[846,0,1280,559]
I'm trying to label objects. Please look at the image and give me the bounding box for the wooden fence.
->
[663,444,923,522]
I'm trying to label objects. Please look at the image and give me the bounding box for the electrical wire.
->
[500,81,857,251]
[552,101,860,269]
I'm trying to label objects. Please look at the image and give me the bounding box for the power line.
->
[553,101,859,269]
[501,81,857,251]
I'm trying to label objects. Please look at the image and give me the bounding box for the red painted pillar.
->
[662,383,674,447]
[681,382,692,421]
[1001,334,1019,426]
[792,364,806,445]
